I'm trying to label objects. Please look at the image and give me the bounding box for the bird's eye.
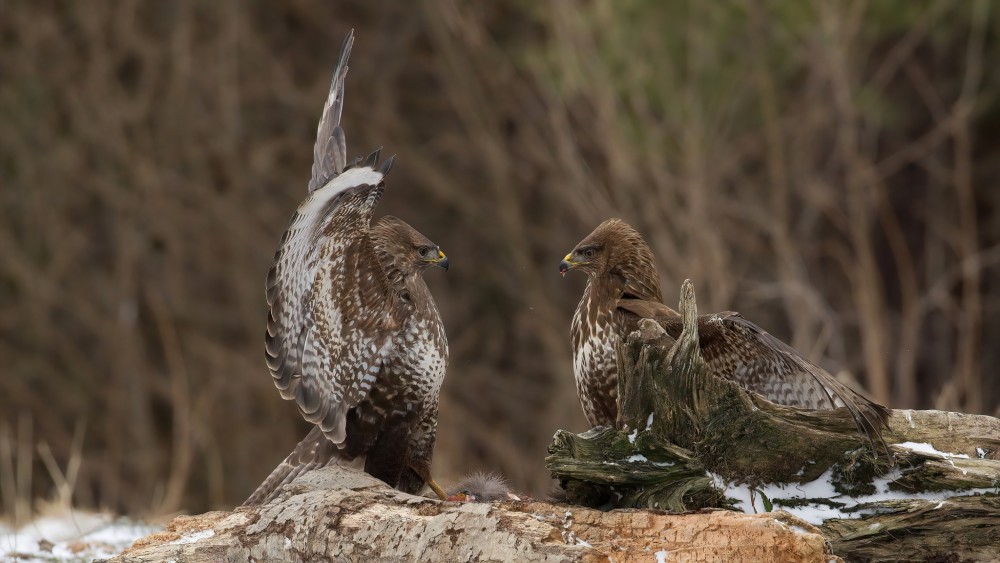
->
[584,248,596,259]
[418,246,433,258]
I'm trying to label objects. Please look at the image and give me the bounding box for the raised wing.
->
[309,30,353,193]
[268,30,403,447]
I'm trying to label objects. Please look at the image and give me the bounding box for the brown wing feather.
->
[617,298,677,319]
[617,298,889,446]
[708,312,889,443]
[309,30,353,192]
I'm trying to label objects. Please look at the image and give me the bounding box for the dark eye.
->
[418,246,434,258]
[584,248,596,259]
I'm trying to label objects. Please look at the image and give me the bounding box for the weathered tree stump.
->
[546,280,1000,562]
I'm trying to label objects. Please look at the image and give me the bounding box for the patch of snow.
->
[710,466,996,526]
[654,549,669,562]
[561,511,574,532]
[627,454,649,463]
[904,410,915,428]
[895,442,969,459]
[0,511,161,562]
[646,413,654,430]
[170,529,214,545]
[628,428,639,444]
[934,501,947,510]
[977,447,987,459]
[575,537,593,548]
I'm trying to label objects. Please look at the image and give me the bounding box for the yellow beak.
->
[432,248,449,271]
[559,253,576,276]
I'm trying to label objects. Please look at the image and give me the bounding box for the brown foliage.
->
[1,1,998,515]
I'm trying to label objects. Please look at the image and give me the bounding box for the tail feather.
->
[243,426,344,506]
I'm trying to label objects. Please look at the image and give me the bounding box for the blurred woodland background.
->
[2,0,999,521]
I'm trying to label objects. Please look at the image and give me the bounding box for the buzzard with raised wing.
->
[245,31,449,505]
[559,218,889,446]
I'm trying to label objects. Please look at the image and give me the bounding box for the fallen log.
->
[546,280,1000,562]
[113,466,837,562]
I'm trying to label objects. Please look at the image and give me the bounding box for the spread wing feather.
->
[616,298,890,448]
[309,30,353,193]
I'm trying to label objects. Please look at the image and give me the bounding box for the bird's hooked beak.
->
[432,248,449,271]
[559,253,577,276]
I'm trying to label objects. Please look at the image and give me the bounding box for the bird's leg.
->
[426,477,448,501]
[410,461,447,500]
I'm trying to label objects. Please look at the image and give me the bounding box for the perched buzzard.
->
[559,218,889,444]
[246,31,450,505]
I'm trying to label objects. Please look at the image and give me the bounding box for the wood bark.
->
[113,466,836,562]
[546,280,1000,562]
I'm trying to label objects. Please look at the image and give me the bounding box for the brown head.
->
[559,218,663,302]
[371,215,449,277]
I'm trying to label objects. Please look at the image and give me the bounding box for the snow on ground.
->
[0,510,161,562]
[711,466,998,525]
